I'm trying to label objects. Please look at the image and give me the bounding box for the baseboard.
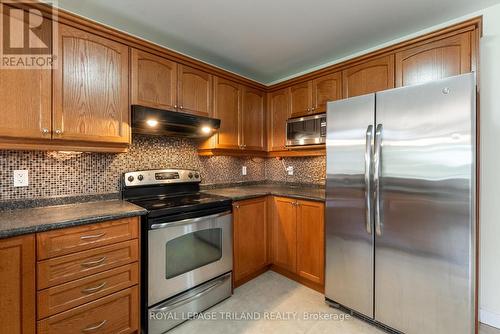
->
[270,265,324,293]
[481,309,500,329]
[233,265,271,288]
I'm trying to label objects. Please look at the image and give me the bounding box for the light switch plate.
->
[13,170,29,187]
[286,166,294,176]
[242,166,247,176]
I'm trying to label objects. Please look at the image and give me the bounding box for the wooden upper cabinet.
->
[268,88,290,151]
[233,198,268,285]
[0,10,51,140]
[296,200,325,285]
[343,55,395,98]
[241,87,265,150]
[312,72,342,113]
[289,73,341,118]
[0,235,36,334]
[131,49,177,110]
[213,77,241,149]
[396,32,471,87]
[178,65,213,117]
[290,81,312,118]
[272,197,297,273]
[53,24,130,144]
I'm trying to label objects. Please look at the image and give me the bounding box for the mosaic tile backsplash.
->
[0,135,325,201]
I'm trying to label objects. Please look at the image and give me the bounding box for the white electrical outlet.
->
[13,170,29,187]
[286,166,294,176]
[242,166,247,176]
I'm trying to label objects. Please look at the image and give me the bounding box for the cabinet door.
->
[131,48,177,110]
[213,77,241,149]
[241,86,265,151]
[0,235,35,334]
[0,9,51,140]
[53,24,130,143]
[343,55,395,98]
[290,81,312,117]
[296,200,325,285]
[178,65,213,117]
[268,88,290,151]
[395,32,471,87]
[312,72,342,113]
[272,197,297,273]
[233,198,268,285]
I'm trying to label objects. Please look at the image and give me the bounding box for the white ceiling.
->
[57,0,500,84]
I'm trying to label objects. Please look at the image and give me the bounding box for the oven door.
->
[286,113,327,146]
[148,211,232,306]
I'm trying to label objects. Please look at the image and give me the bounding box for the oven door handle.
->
[150,273,231,312]
[150,211,232,230]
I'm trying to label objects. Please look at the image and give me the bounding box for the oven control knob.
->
[127,175,134,182]
[194,173,200,179]
[188,172,193,179]
[137,174,144,181]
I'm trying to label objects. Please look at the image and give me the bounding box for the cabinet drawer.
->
[38,286,139,334]
[37,217,139,260]
[37,263,139,319]
[37,240,139,289]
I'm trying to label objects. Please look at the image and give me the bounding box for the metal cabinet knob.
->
[55,129,63,135]
[174,104,178,108]
[180,106,183,109]
[234,205,240,209]
[41,128,50,134]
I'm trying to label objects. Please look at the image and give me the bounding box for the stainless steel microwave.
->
[286,113,326,146]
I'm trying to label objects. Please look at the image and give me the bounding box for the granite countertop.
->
[202,184,325,202]
[0,200,147,239]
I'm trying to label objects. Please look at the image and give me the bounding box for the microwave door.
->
[286,114,326,146]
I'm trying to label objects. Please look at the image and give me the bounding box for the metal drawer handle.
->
[150,210,231,230]
[153,274,230,312]
[81,256,106,268]
[81,320,107,332]
[81,281,107,294]
[80,232,106,240]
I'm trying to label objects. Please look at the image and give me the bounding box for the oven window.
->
[165,228,222,279]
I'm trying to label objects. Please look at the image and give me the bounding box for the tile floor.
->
[170,271,499,334]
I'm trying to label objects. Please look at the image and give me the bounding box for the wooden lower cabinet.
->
[271,197,297,273]
[0,234,36,334]
[233,197,269,286]
[37,286,139,334]
[34,217,141,333]
[271,197,325,290]
[296,200,325,285]
[232,196,324,290]
[37,263,139,319]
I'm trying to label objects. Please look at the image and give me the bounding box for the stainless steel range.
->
[122,169,233,334]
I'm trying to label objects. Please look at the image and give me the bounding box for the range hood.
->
[131,105,221,138]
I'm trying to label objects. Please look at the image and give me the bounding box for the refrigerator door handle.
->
[364,125,374,234]
[374,123,383,236]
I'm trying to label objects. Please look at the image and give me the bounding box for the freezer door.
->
[325,94,375,318]
[374,73,476,334]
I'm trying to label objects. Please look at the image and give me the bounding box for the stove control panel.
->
[124,169,200,187]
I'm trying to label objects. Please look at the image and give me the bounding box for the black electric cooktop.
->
[128,192,231,217]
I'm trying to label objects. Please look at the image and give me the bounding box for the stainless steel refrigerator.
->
[325,73,476,334]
